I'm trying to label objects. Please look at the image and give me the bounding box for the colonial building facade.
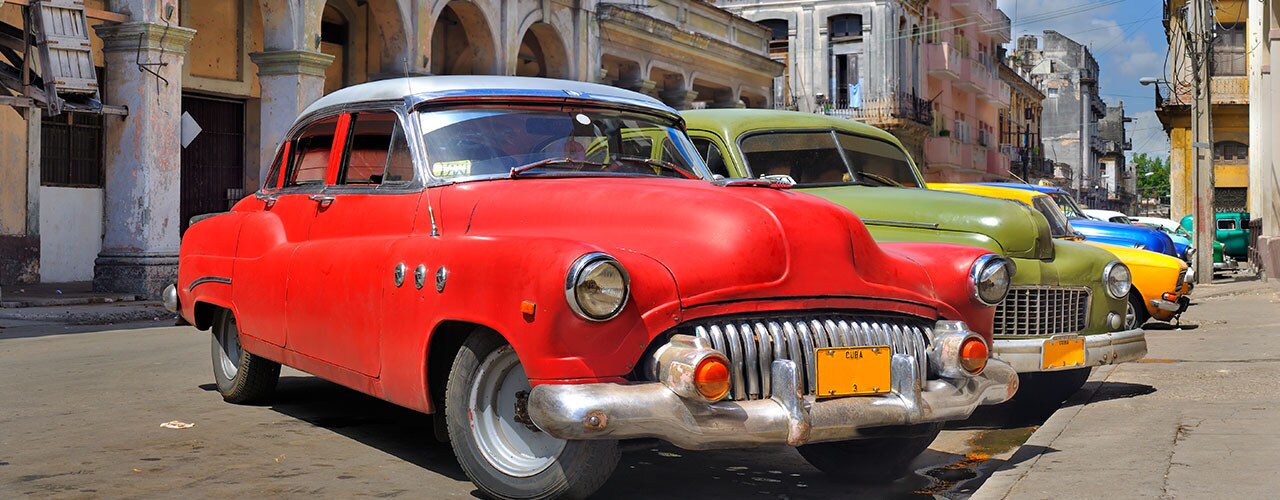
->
[1156,0,1251,221]
[0,0,782,295]
[715,0,1013,182]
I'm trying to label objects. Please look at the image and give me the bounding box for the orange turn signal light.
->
[694,356,731,401]
[959,337,989,375]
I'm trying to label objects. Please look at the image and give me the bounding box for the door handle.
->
[308,194,336,207]
[254,192,277,207]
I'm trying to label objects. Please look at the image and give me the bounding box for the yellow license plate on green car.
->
[1042,336,1086,370]
[814,346,892,398]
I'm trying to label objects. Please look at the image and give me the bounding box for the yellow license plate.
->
[1042,336,1086,370]
[814,346,892,398]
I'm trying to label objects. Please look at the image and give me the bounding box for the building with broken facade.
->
[0,0,782,296]
[1009,31,1132,209]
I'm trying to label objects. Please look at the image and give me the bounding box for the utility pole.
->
[1188,0,1216,284]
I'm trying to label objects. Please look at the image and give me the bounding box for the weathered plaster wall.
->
[38,187,104,283]
[0,106,27,236]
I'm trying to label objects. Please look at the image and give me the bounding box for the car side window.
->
[690,137,729,178]
[262,144,288,191]
[286,117,340,188]
[382,120,414,186]
[1219,219,1236,230]
[339,111,406,186]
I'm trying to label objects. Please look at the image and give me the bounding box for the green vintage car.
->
[684,109,1145,405]
[1181,212,1250,261]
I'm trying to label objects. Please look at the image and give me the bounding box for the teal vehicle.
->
[684,108,1144,410]
[1181,213,1250,261]
[1131,216,1233,272]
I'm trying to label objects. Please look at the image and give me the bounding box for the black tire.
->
[1127,290,1150,329]
[1008,367,1093,412]
[796,423,943,483]
[211,309,280,404]
[445,331,619,500]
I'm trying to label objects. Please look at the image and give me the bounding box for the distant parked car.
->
[165,76,1020,498]
[935,184,1190,330]
[1131,216,1234,272]
[981,183,1180,258]
[1181,212,1251,261]
[1084,209,1133,224]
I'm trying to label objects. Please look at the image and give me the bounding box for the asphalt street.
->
[0,319,1040,499]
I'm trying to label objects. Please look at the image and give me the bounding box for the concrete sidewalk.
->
[0,281,173,330]
[973,277,1280,499]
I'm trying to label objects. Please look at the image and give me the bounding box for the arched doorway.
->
[515,23,568,78]
[431,2,496,75]
[320,4,349,95]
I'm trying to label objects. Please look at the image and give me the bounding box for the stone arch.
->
[429,1,498,75]
[364,0,412,75]
[319,2,353,95]
[514,22,569,79]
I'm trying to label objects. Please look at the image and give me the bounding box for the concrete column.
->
[248,50,335,183]
[91,22,195,298]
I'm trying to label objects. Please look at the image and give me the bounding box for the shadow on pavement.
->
[0,319,177,340]
[219,375,992,499]
[260,376,471,483]
[1062,381,1156,409]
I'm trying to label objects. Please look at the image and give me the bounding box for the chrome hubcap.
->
[1125,300,1138,330]
[469,345,566,477]
[215,315,241,379]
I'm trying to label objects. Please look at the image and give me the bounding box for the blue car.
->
[977,183,1180,259]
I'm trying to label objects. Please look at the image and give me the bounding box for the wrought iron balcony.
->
[821,91,934,128]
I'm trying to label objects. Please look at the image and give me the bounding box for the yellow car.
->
[932,184,1190,329]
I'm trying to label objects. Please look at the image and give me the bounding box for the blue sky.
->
[997,0,1170,161]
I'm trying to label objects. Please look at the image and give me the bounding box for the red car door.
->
[232,116,340,347]
[285,110,422,377]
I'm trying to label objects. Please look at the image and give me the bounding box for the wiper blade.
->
[854,171,902,187]
[510,157,607,177]
[611,157,697,179]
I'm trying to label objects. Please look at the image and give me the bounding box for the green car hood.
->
[799,185,1055,261]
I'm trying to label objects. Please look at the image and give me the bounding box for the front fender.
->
[879,242,997,342]
[176,212,247,327]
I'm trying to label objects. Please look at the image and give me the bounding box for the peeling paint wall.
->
[38,187,104,283]
[0,106,28,237]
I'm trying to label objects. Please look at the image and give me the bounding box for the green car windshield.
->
[1031,196,1075,238]
[737,131,922,188]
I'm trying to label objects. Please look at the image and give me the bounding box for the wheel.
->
[796,423,943,483]
[211,309,280,404]
[445,331,619,500]
[1126,290,1150,329]
[1007,367,1093,413]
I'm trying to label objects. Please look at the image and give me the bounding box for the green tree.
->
[1134,153,1170,197]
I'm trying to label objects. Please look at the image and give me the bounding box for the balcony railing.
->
[822,91,934,127]
[926,43,961,80]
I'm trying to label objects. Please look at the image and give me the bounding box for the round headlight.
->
[566,253,630,321]
[970,255,1015,306]
[1103,261,1132,299]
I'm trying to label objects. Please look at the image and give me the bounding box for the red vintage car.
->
[165,76,1017,499]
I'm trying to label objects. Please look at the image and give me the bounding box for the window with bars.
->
[1213,141,1247,161]
[1213,23,1246,76]
[40,111,104,188]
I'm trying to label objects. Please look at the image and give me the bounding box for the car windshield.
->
[1031,196,1075,238]
[1048,192,1087,219]
[416,106,705,181]
[737,131,921,188]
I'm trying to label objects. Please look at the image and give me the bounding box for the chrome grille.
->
[683,315,932,401]
[993,286,1090,337]
[1176,268,1187,289]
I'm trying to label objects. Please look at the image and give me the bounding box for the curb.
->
[0,302,174,325]
[970,364,1117,500]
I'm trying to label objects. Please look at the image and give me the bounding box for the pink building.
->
[921,0,1011,182]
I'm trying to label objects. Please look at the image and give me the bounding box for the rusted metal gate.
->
[180,94,244,234]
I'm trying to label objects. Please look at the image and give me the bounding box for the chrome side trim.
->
[187,276,232,292]
[860,218,941,230]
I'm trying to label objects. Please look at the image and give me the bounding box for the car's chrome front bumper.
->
[526,357,1017,450]
[993,328,1147,373]
[1215,256,1239,271]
